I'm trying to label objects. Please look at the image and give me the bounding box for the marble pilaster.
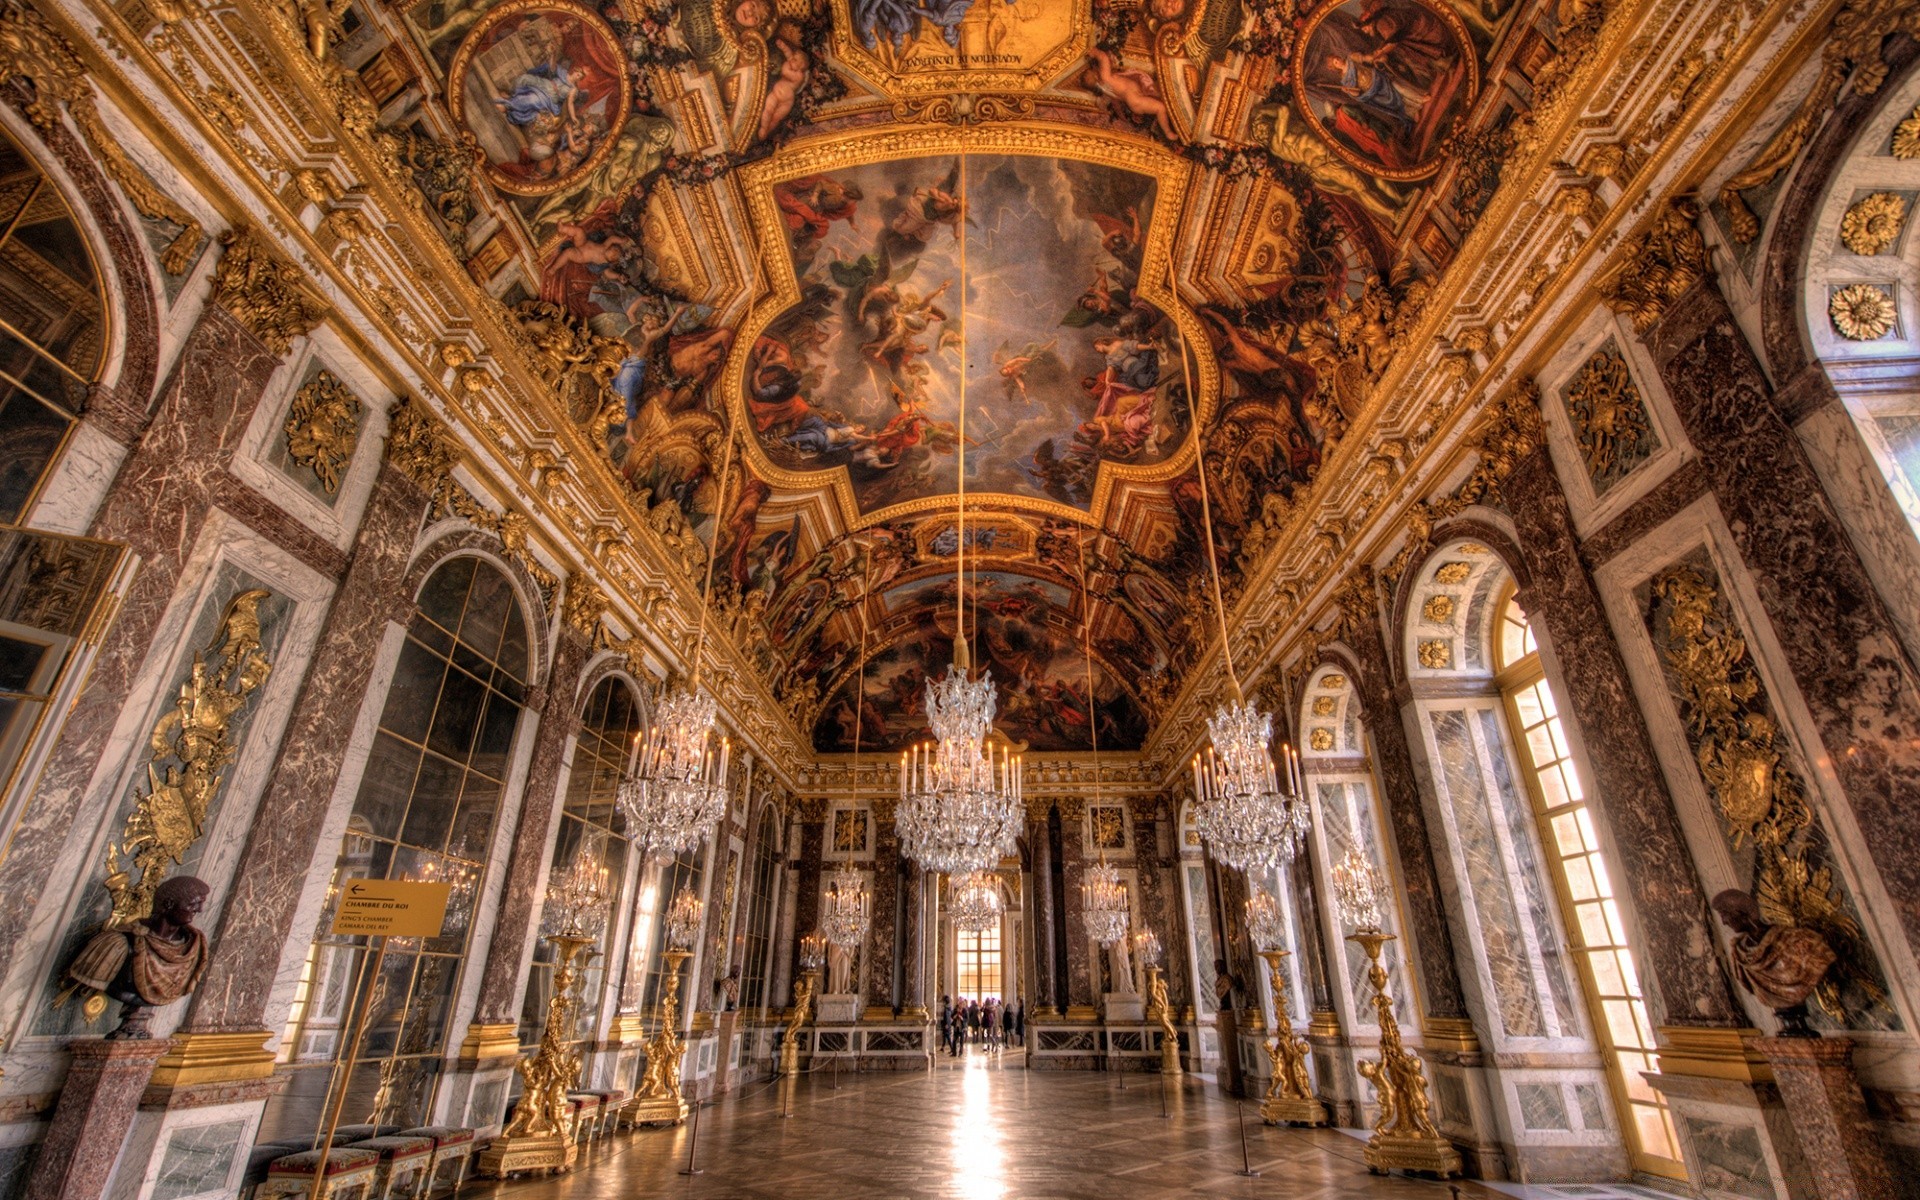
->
[1031,813,1059,1012]
[0,303,283,1002]
[1341,611,1473,1020]
[1749,1036,1895,1200]
[472,623,593,1025]
[863,819,900,1013]
[1500,451,1746,1027]
[1644,279,1920,965]
[1059,809,1094,1011]
[180,461,436,1043]
[24,1039,168,1200]
[789,819,822,990]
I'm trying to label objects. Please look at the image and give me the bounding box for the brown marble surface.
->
[1648,281,1920,968]
[790,820,822,996]
[0,303,279,999]
[1031,814,1060,1011]
[185,460,434,1034]
[1059,814,1094,1008]
[1502,451,1744,1026]
[1748,1036,1895,1200]
[863,819,900,1010]
[474,622,592,1025]
[1341,623,1471,1020]
[25,1038,169,1200]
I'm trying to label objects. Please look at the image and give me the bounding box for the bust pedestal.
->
[1103,993,1145,1023]
[815,993,862,1024]
[1746,1035,1894,1200]
[27,1038,169,1200]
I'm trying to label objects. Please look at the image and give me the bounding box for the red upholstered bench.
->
[258,1147,380,1200]
[397,1126,476,1195]
[347,1135,434,1199]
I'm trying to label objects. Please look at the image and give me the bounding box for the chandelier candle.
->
[619,687,732,859]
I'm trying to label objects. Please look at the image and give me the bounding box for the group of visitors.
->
[938,995,1024,1055]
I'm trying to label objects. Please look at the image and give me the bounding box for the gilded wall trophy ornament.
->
[284,369,362,494]
[57,588,271,1031]
[1561,346,1654,487]
[1651,565,1888,1023]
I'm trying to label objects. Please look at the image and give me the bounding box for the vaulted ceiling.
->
[358,0,1577,751]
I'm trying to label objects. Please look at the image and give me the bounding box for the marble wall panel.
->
[1647,280,1920,973]
[0,305,277,1003]
[1503,448,1743,1026]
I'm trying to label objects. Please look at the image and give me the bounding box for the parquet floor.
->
[464,1049,1520,1200]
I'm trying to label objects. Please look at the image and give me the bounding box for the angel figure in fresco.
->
[887,164,966,249]
[775,175,865,247]
[539,220,633,314]
[1082,48,1175,139]
[994,339,1056,403]
[860,279,953,373]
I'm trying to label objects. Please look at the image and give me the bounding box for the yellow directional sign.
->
[330,879,453,938]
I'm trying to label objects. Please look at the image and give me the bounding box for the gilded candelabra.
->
[1137,930,1180,1077]
[781,934,825,1076]
[1257,948,1326,1126]
[480,932,593,1177]
[629,949,691,1125]
[1332,846,1459,1178]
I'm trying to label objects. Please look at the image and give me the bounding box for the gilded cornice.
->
[1142,0,1824,784]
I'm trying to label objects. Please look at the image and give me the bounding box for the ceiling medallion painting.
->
[731,129,1211,526]
[447,0,632,196]
[832,0,1091,97]
[1289,0,1478,182]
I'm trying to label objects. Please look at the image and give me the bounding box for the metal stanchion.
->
[830,1053,840,1091]
[1235,1098,1261,1177]
[679,1097,705,1176]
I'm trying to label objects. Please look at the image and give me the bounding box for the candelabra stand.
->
[1144,964,1181,1076]
[780,966,820,1076]
[1256,948,1326,1126]
[480,932,594,1177]
[1350,930,1460,1178]
[630,949,691,1125]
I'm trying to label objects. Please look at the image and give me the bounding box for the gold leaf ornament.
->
[1839,192,1908,255]
[1893,103,1920,158]
[1830,283,1897,340]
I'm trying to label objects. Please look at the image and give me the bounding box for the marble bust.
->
[1710,887,1835,1036]
[67,875,211,1038]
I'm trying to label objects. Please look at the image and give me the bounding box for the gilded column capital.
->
[211,225,328,352]
[1599,198,1709,332]
[384,395,457,488]
[1331,566,1378,642]
[562,578,607,640]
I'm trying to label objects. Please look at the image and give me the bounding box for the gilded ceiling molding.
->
[211,225,330,353]
[1718,0,1920,243]
[1598,197,1710,332]
[0,5,203,274]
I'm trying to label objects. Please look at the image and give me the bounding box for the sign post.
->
[308,880,453,1199]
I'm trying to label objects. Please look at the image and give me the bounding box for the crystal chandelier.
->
[1081,857,1130,946]
[1246,887,1287,953]
[547,837,611,938]
[1192,706,1308,873]
[948,869,1002,932]
[1133,927,1162,968]
[1331,845,1386,933]
[618,684,732,859]
[821,868,871,947]
[665,886,705,951]
[616,428,740,860]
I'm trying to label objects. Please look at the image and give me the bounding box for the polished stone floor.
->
[462,1049,1588,1200]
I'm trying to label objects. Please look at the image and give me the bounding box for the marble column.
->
[1340,595,1473,1021]
[1501,447,1746,1027]
[471,623,593,1026]
[179,460,436,1052]
[789,818,822,990]
[24,1039,169,1200]
[1643,277,1920,964]
[901,866,927,1016]
[0,303,285,995]
[1031,813,1057,1012]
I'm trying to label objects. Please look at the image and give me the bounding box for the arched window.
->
[635,840,707,1018]
[738,808,781,1013]
[518,675,640,1053]
[0,125,106,523]
[1495,589,1680,1175]
[263,556,530,1139]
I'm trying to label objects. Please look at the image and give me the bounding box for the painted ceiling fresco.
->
[340,0,1576,751]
